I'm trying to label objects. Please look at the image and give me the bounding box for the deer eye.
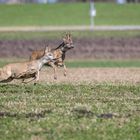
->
[48,53,52,56]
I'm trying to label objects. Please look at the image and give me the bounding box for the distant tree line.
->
[59,0,140,2]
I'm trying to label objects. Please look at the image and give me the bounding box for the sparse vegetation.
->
[0,84,140,140]
[1,59,140,68]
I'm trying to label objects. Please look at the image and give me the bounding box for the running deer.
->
[30,33,74,79]
[0,47,54,84]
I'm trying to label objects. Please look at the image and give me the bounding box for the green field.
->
[0,84,140,140]
[66,60,140,68]
[0,3,140,26]
[0,30,140,40]
[1,59,140,68]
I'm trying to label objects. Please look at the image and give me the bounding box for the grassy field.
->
[0,3,140,139]
[0,30,139,40]
[0,3,140,26]
[1,59,140,68]
[66,60,140,68]
[0,84,140,140]
[0,52,140,139]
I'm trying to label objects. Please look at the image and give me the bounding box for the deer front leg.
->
[63,63,67,77]
[35,71,40,82]
[58,62,67,77]
[32,71,40,85]
[21,79,25,83]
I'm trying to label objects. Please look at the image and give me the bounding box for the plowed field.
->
[0,37,140,59]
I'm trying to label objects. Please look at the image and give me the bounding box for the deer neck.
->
[60,42,66,52]
[38,57,49,70]
[54,42,65,52]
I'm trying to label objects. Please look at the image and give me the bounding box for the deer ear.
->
[66,32,71,37]
[63,38,66,42]
[64,32,69,37]
[68,33,71,37]
[45,46,51,54]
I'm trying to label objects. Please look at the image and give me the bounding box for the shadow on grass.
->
[0,109,52,120]
[1,108,115,120]
[72,108,115,119]
[72,108,140,119]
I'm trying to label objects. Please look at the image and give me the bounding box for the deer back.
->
[30,50,45,60]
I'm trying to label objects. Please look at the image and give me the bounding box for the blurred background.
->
[0,0,140,4]
[0,0,140,67]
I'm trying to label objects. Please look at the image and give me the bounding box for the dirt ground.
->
[33,67,140,84]
[3,67,140,84]
[0,36,140,59]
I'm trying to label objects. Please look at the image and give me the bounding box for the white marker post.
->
[90,0,96,29]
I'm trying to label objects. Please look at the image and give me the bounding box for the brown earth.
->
[41,67,140,84]
[13,68,140,84]
[0,36,140,59]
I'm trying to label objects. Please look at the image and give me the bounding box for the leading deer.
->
[0,47,54,84]
[30,33,74,80]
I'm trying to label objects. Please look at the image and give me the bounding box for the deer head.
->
[62,33,74,52]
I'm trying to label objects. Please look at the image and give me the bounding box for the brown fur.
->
[29,50,45,60]
[30,33,74,79]
[0,47,54,84]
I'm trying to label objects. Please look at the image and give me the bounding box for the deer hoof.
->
[54,76,57,80]
[34,82,37,85]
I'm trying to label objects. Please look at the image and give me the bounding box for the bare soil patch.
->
[0,37,140,59]
[36,68,140,84]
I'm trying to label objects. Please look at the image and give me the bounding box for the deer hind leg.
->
[21,72,39,85]
[53,65,57,80]
[50,62,57,80]
[0,77,14,83]
[34,71,40,82]
[0,70,13,83]
[22,77,36,84]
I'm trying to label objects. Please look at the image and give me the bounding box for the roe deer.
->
[30,33,74,79]
[0,47,54,84]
